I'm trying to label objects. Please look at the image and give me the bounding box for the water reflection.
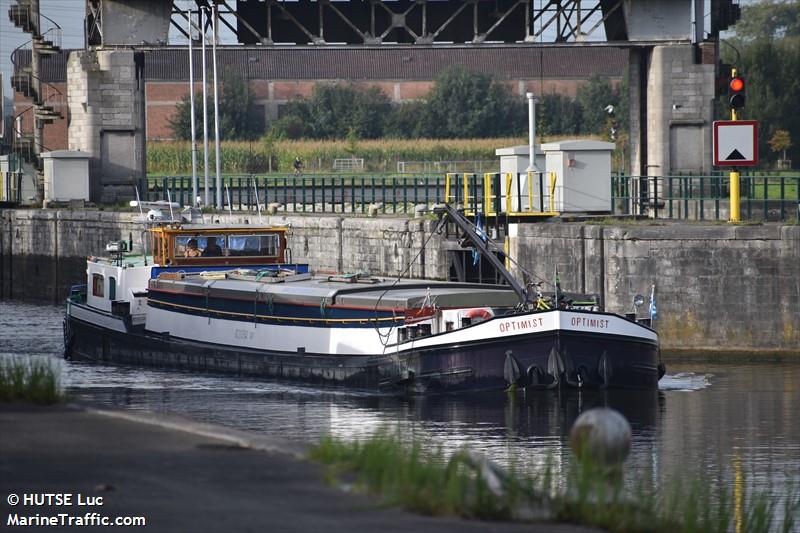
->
[1,300,798,508]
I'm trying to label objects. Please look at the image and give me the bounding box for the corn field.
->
[147,138,529,175]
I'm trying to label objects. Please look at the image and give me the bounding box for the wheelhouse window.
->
[108,277,116,300]
[175,235,226,259]
[92,274,104,297]
[227,234,280,258]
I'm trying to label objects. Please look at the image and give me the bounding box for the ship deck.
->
[150,272,521,310]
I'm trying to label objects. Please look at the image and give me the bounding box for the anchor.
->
[598,351,612,388]
[545,347,565,389]
[504,350,527,390]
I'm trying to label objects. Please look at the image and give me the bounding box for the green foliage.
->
[733,0,800,41]
[722,1,800,166]
[272,69,527,141]
[311,431,800,533]
[310,431,522,519]
[147,137,527,174]
[384,101,428,138]
[575,75,624,136]
[169,72,263,141]
[272,84,391,140]
[768,129,792,159]
[539,93,582,137]
[0,357,64,404]
[416,67,526,138]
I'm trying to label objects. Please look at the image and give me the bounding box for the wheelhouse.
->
[149,226,289,267]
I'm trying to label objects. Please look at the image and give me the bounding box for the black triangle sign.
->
[725,149,746,161]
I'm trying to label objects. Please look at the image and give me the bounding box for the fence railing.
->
[148,174,448,215]
[396,160,498,173]
[612,174,800,222]
[148,173,800,222]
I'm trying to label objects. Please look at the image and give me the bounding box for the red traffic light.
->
[729,74,745,110]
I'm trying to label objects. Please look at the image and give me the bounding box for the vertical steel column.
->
[188,10,198,206]
[201,8,210,207]
[212,5,222,210]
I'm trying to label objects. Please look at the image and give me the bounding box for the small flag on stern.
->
[472,215,486,266]
[649,284,658,321]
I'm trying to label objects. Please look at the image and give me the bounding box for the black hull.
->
[65,311,662,394]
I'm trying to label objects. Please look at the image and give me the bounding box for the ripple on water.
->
[659,372,712,391]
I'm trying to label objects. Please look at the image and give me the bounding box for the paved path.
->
[0,404,601,533]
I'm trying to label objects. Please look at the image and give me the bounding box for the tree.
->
[384,101,427,138]
[575,75,623,136]
[273,84,390,140]
[731,0,800,41]
[416,67,526,138]
[169,72,262,141]
[538,93,582,137]
[722,36,800,164]
[768,129,791,161]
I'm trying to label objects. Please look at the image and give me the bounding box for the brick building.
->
[13,45,626,147]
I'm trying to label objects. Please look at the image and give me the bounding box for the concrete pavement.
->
[0,403,600,533]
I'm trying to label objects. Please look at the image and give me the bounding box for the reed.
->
[0,357,64,404]
[310,431,800,532]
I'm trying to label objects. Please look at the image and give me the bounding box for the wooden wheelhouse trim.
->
[149,226,289,267]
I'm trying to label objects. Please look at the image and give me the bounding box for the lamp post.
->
[526,92,539,172]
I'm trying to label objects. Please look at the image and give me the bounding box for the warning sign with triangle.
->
[713,120,758,167]
[725,149,746,161]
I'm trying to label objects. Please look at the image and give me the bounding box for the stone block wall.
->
[511,222,800,352]
[646,44,716,176]
[0,210,447,303]
[67,50,146,202]
[2,208,798,352]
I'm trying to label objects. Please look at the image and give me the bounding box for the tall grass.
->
[310,431,800,532]
[0,357,64,404]
[148,138,529,175]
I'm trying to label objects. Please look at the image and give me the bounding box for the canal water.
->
[2,300,799,517]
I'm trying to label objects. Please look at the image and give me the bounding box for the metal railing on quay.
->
[611,174,800,222]
[147,174,448,215]
[147,173,800,223]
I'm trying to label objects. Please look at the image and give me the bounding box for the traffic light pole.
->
[729,69,740,223]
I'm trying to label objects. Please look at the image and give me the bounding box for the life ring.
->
[464,308,493,322]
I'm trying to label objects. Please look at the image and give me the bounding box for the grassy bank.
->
[0,357,64,404]
[310,432,799,532]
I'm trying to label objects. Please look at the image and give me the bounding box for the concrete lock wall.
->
[0,209,447,304]
[1,208,798,354]
[510,223,800,353]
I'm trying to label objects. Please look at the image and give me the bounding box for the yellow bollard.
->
[730,170,740,222]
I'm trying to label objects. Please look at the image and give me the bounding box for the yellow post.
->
[445,173,453,204]
[549,171,557,213]
[483,173,492,215]
[505,172,513,214]
[730,170,740,222]
[729,67,740,223]
[463,173,470,213]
